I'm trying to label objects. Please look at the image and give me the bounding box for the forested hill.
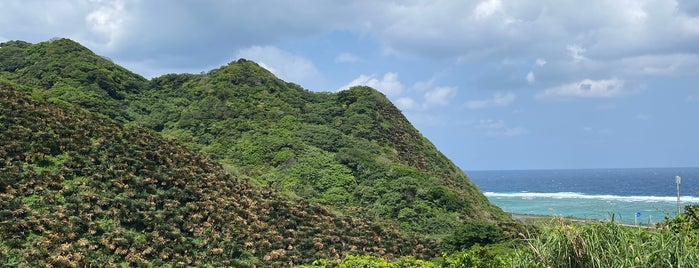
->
[128,59,509,234]
[0,38,510,262]
[0,82,434,266]
[0,39,147,121]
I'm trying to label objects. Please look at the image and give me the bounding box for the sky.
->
[2,0,699,170]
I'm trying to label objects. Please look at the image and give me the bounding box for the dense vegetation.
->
[0,39,147,121]
[1,39,509,237]
[3,38,699,267]
[303,206,699,267]
[0,82,439,266]
[131,62,509,235]
[0,38,511,265]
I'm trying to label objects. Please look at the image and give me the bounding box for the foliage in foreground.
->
[301,206,699,267]
[516,211,699,267]
[297,244,514,268]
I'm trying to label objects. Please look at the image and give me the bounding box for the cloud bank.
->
[3,0,699,79]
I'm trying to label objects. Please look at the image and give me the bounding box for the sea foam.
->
[484,191,699,203]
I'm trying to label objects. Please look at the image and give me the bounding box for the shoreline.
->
[509,213,656,228]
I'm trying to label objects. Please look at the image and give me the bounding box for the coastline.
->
[509,213,655,228]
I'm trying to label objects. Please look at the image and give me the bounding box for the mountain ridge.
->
[0,38,512,265]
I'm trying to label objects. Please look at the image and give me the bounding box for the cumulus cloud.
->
[473,0,503,20]
[395,97,417,110]
[536,78,628,99]
[475,119,528,137]
[339,74,457,110]
[236,45,319,85]
[339,72,404,96]
[0,0,128,49]
[567,45,587,62]
[424,86,457,107]
[84,0,126,47]
[465,92,516,109]
[4,0,699,79]
[535,58,547,66]
[526,71,535,84]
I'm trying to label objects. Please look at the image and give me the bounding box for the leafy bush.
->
[665,204,699,233]
[440,221,505,253]
[438,245,513,268]
[297,255,436,268]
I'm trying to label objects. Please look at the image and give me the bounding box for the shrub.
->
[440,222,504,253]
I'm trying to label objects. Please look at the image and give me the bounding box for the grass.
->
[295,209,699,267]
[514,215,699,267]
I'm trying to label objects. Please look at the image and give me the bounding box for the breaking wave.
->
[484,191,699,203]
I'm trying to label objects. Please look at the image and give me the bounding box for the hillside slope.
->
[0,38,147,121]
[0,39,509,237]
[0,83,435,267]
[130,60,509,234]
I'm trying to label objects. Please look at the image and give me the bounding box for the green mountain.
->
[127,60,509,234]
[0,39,147,121]
[0,82,434,266]
[0,39,511,264]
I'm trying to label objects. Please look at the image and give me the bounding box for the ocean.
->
[468,167,699,225]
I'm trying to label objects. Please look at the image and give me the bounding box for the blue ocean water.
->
[468,167,699,224]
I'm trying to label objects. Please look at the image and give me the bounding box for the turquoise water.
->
[484,192,696,224]
[469,168,699,224]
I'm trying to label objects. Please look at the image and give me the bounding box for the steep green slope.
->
[0,38,147,121]
[0,82,436,267]
[129,60,509,235]
[0,39,509,238]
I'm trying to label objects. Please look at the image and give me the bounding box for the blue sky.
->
[2,0,698,170]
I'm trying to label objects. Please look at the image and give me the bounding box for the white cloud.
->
[473,0,503,20]
[236,45,319,85]
[526,71,535,84]
[402,78,462,110]
[567,45,587,62]
[475,119,528,137]
[84,0,126,47]
[536,78,628,99]
[339,74,457,110]
[535,58,547,66]
[465,92,516,109]
[339,72,404,96]
[335,52,360,63]
[424,86,457,107]
[5,0,699,80]
[395,97,417,110]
